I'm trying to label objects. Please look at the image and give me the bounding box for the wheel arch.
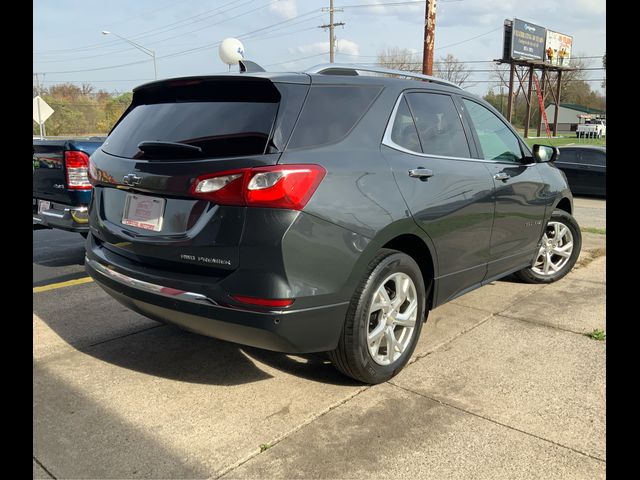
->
[381,232,436,310]
[555,196,572,215]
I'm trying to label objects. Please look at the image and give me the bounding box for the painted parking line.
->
[33,276,94,293]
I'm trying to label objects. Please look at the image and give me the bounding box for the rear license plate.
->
[122,193,166,232]
[38,200,51,214]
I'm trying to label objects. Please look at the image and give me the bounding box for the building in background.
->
[542,103,606,134]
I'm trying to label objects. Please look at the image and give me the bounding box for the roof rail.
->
[305,63,462,89]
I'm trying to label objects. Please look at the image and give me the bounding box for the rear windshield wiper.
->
[137,141,202,156]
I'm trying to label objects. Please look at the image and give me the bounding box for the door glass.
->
[556,149,578,164]
[390,97,422,153]
[580,150,606,167]
[405,93,470,158]
[463,99,523,163]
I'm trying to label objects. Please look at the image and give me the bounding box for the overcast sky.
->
[33,0,606,96]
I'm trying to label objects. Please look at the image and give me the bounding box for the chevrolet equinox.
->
[85,63,581,384]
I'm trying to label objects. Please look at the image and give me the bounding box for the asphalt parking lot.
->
[33,197,606,479]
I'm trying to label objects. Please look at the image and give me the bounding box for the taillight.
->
[190,164,326,210]
[65,151,91,190]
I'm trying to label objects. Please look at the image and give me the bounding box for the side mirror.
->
[532,144,558,163]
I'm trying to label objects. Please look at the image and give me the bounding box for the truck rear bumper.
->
[33,200,89,233]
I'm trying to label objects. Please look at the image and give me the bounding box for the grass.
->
[523,135,606,148]
[581,227,606,235]
[586,328,606,341]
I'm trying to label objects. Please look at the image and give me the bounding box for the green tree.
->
[33,83,133,136]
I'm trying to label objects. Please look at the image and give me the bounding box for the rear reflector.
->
[190,164,326,210]
[65,151,92,190]
[231,295,294,308]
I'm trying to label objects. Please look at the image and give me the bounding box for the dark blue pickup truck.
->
[33,138,104,235]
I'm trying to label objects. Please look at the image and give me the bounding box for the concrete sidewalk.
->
[33,233,605,479]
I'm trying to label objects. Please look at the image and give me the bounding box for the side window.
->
[580,150,606,167]
[287,85,382,150]
[405,93,470,158]
[556,149,577,164]
[463,99,523,163]
[390,97,422,153]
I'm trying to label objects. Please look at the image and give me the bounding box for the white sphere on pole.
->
[219,38,245,66]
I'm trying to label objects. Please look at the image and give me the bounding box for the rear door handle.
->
[408,168,434,180]
[494,172,511,181]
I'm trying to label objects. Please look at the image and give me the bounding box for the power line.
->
[37,8,325,75]
[339,1,424,7]
[266,52,330,67]
[33,0,257,54]
[435,27,502,50]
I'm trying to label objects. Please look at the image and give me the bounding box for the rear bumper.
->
[85,251,349,354]
[33,200,89,233]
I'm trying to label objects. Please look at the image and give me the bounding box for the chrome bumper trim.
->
[86,257,217,306]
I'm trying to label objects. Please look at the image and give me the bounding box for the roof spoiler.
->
[239,59,266,73]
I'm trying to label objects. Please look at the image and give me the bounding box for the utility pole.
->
[422,0,437,75]
[33,73,45,96]
[319,0,344,63]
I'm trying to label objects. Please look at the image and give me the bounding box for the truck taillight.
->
[190,165,326,210]
[65,151,92,190]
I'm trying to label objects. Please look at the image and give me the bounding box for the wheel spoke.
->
[371,287,391,313]
[543,252,551,274]
[557,225,568,239]
[385,327,397,362]
[370,336,383,358]
[552,244,572,258]
[395,301,417,327]
[368,322,386,343]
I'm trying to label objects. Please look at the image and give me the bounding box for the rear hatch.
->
[89,74,309,275]
[33,139,102,205]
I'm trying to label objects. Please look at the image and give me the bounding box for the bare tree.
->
[433,54,473,87]
[376,47,420,72]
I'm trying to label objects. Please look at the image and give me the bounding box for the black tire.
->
[514,209,581,284]
[329,249,427,384]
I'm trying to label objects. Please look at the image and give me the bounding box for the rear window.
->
[287,85,382,149]
[102,79,281,159]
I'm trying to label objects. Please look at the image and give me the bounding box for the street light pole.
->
[101,30,157,80]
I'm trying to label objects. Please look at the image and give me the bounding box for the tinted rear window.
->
[287,85,382,149]
[102,80,281,159]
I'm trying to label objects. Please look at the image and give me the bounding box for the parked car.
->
[555,146,606,197]
[576,119,606,138]
[85,64,581,384]
[33,138,104,235]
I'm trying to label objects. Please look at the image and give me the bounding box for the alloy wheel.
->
[532,221,574,276]
[366,272,418,366]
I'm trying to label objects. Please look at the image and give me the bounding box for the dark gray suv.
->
[85,64,580,384]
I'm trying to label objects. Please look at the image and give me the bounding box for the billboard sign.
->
[545,30,573,66]
[511,18,546,61]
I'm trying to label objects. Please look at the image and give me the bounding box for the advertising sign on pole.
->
[511,18,546,61]
[545,30,573,66]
